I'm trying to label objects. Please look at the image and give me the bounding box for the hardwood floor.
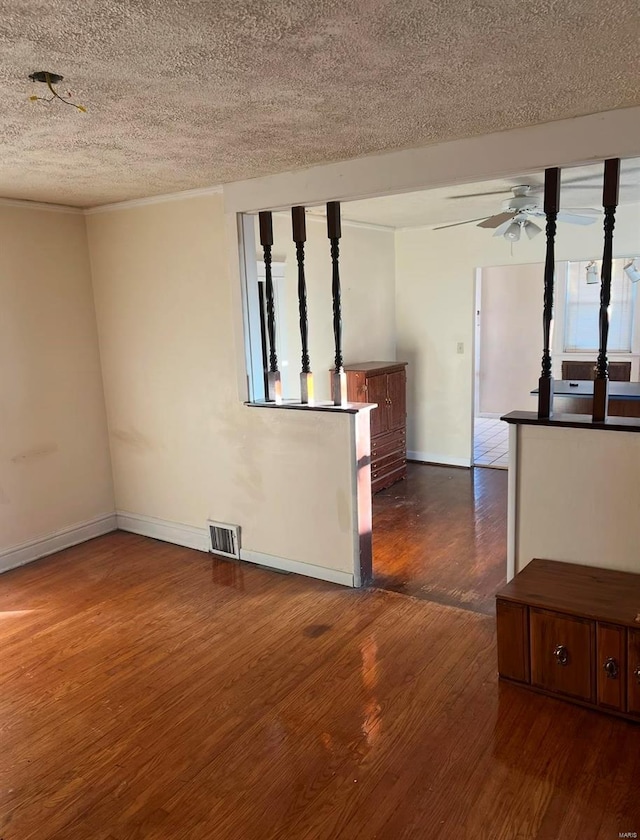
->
[1,531,639,839]
[373,462,507,613]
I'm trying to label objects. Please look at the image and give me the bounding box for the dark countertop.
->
[502,410,640,433]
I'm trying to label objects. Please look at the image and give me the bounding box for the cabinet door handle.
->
[553,644,569,666]
[634,665,640,684]
[603,657,619,679]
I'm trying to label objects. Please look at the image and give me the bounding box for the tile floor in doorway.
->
[473,417,508,469]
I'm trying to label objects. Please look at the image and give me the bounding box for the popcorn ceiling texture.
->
[0,0,639,207]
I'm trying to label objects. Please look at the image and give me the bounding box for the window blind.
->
[564,259,635,353]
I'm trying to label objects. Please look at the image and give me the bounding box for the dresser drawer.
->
[371,428,406,460]
[628,629,640,716]
[372,449,406,476]
[371,462,406,494]
[597,623,626,711]
[530,609,595,703]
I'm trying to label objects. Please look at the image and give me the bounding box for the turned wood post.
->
[593,159,621,423]
[327,201,347,406]
[292,206,313,404]
[258,211,282,404]
[538,167,561,419]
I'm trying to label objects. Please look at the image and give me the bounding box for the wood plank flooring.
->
[373,463,507,613]
[1,530,639,839]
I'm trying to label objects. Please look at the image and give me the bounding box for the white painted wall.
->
[254,214,396,401]
[87,194,359,581]
[0,206,114,567]
[515,424,640,575]
[394,203,640,465]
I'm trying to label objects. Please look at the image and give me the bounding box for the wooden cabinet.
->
[343,362,407,493]
[496,559,640,721]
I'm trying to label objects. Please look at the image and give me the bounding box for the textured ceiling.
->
[1,0,640,208]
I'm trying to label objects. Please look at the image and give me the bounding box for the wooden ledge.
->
[501,410,640,433]
[246,400,377,415]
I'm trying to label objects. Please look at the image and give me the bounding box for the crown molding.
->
[85,183,224,215]
[0,197,82,214]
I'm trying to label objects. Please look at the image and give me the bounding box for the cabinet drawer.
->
[372,450,406,476]
[596,623,626,711]
[372,455,406,483]
[530,609,594,702]
[628,629,640,716]
[372,463,406,494]
[372,429,406,460]
[496,600,529,683]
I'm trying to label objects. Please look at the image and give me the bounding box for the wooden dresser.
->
[496,559,640,721]
[344,362,407,494]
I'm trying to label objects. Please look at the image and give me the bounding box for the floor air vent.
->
[207,521,240,559]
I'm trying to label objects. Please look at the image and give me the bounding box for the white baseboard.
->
[407,450,471,468]
[0,513,118,575]
[116,511,210,552]
[116,511,354,587]
[240,548,354,588]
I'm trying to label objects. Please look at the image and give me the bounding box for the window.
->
[563,259,636,352]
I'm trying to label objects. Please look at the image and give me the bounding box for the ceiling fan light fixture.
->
[524,220,542,240]
[503,221,521,242]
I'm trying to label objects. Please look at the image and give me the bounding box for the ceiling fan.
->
[434,185,600,241]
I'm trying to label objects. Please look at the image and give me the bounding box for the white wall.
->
[254,214,396,402]
[87,194,360,581]
[515,423,640,575]
[0,205,114,568]
[394,203,640,465]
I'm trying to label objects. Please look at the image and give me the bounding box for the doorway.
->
[472,263,544,470]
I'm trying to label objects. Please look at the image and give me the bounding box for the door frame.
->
[471,267,483,465]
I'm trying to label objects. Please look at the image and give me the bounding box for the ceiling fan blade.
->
[556,211,598,225]
[432,217,490,230]
[477,212,515,229]
[563,207,601,214]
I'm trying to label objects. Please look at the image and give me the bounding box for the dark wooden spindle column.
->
[538,167,561,419]
[258,211,282,404]
[292,205,313,404]
[327,201,347,406]
[593,158,621,423]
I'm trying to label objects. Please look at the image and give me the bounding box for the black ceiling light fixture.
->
[28,71,86,112]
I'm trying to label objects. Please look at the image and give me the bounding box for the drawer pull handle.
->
[603,657,619,679]
[634,665,640,684]
[553,644,569,666]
